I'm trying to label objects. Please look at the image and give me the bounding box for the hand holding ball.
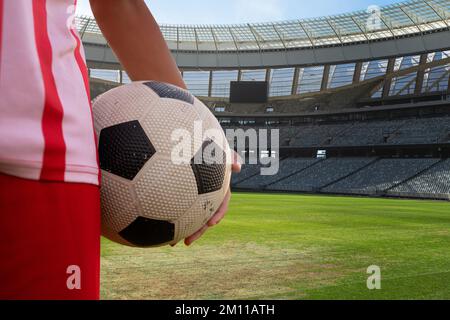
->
[93,81,232,247]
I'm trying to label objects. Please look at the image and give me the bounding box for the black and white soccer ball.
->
[93,81,232,247]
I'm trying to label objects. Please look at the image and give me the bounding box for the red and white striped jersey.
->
[0,0,100,185]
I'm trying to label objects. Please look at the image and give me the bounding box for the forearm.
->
[90,0,186,88]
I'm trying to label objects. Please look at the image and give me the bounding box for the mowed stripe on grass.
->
[100,193,450,300]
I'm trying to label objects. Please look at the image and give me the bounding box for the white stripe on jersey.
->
[0,0,45,180]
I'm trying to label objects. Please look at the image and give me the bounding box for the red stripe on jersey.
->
[0,0,4,76]
[33,0,66,181]
[70,0,100,185]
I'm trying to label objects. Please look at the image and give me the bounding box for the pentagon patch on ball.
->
[143,81,195,104]
[191,140,227,195]
[119,217,175,247]
[99,120,156,180]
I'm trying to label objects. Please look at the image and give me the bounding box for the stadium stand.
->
[290,124,349,147]
[235,158,319,189]
[227,115,450,149]
[231,163,262,185]
[388,159,450,200]
[329,121,406,147]
[266,158,377,192]
[231,155,450,200]
[388,116,450,145]
[322,158,440,195]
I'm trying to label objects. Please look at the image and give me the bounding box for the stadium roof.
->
[76,0,450,52]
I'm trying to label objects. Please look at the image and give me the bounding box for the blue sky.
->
[77,0,401,24]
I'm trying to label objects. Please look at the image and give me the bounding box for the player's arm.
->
[89,0,241,246]
[89,0,186,89]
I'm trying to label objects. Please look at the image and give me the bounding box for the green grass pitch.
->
[100,193,450,300]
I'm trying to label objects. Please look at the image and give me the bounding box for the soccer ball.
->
[93,81,232,247]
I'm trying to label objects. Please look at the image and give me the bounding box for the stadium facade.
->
[80,0,450,200]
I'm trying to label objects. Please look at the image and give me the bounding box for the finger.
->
[234,150,243,165]
[184,225,209,246]
[232,151,242,173]
[185,225,208,246]
[208,189,231,227]
[208,189,231,226]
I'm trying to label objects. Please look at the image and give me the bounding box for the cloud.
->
[233,0,285,23]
